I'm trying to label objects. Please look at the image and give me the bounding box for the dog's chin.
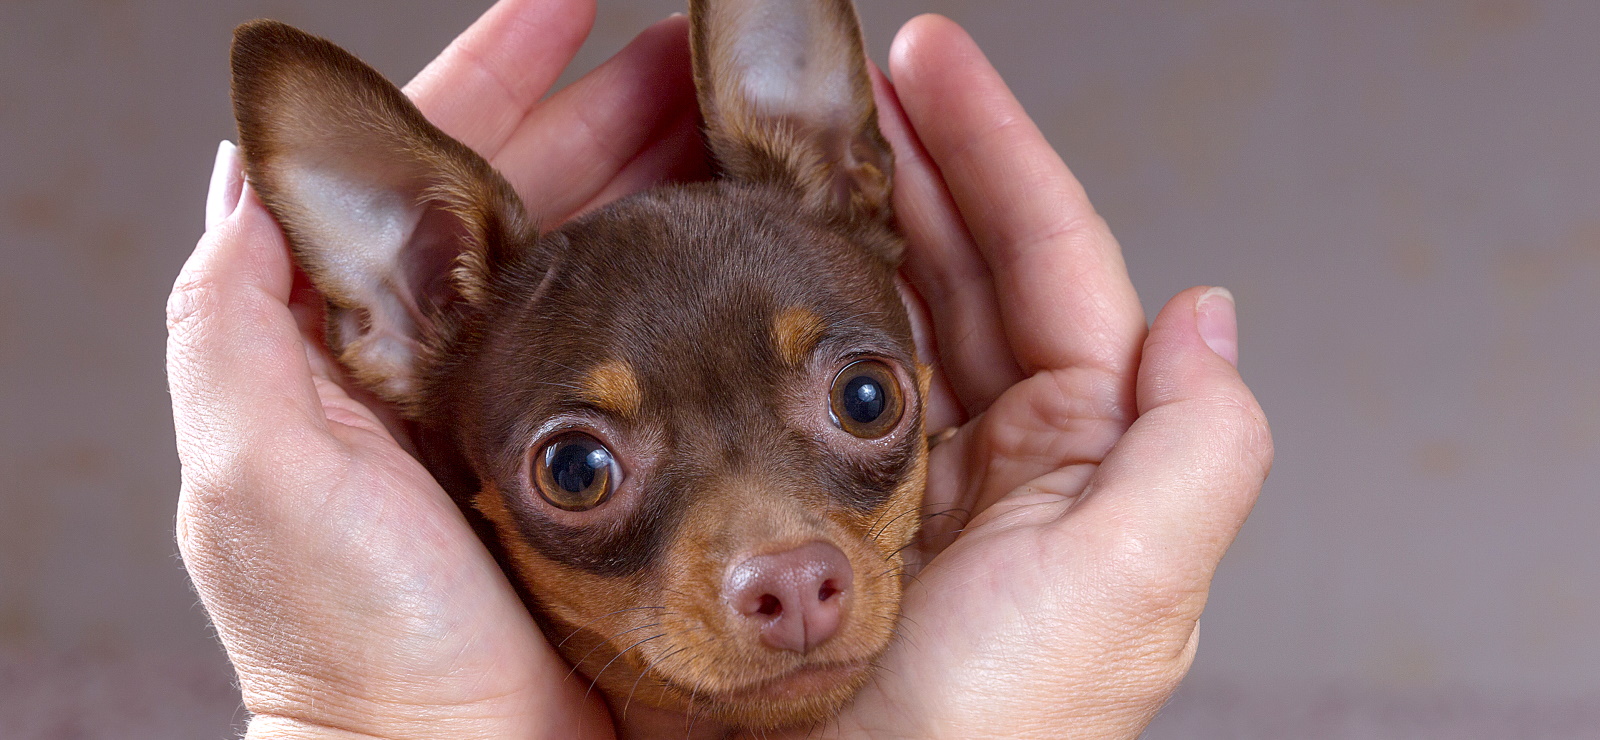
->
[669,660,874,729]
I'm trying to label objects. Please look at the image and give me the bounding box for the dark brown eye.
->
[533,432,620,511]
[829,360,903,438]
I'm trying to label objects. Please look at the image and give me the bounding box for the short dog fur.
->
[230,0,924,731]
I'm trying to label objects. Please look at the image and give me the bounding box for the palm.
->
[919,365,1135,549]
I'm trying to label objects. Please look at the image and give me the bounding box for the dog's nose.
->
[725,541,853,654]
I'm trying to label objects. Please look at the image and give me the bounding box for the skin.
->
[168,3,1273,739]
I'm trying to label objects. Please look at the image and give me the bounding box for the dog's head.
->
[231,0,922,728]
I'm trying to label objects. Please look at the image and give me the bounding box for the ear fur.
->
[690,0,895,239]
[230,20,534,408]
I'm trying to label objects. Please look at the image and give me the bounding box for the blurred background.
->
[3,1,1597,737]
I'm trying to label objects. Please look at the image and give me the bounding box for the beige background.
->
[3,1,1597,737]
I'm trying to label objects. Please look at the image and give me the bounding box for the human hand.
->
[169,3,1271,740]
[169,3,703,739]
[799,15,1273,739]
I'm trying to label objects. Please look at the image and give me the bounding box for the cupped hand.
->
[170,4,699,739]
[168,3,1271,740]
[812,15,1273,739]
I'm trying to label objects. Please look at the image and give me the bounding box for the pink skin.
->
[170,3,1271,739]
[725,542,853,654]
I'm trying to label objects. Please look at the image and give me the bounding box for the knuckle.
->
[1091,528,1211,633]
[1001,208,1108,273]
[174,455,248,559]
[166,263,221,338]
[1188,393,1275,480]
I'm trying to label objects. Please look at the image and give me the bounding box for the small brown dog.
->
[230,0,923,731]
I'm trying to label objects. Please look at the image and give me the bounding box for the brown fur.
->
[230,1,921,732]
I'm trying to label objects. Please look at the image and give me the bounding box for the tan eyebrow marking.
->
[581,359,643,416]
[772,306,826,366]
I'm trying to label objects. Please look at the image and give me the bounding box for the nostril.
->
[756,593,782,616]
[818,580,840,602]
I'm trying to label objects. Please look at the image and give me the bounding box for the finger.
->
[1066,287,1272,590]
[490,14,697,223]
[872,65,1021,420]
[168,146,330,483]
[405,0,597,156]
[889,15,1146,381]
[566,94,709,218]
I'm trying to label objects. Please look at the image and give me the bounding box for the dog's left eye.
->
[829,359,904,439]
[533,432,620,511]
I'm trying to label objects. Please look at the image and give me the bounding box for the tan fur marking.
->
[772,306,826,366]
[581,359,643,416]
[471,488,665,705]
[652,476,898,726]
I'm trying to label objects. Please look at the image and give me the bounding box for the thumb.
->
[1067,286,1273,599]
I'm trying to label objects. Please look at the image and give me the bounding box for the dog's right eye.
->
[533,432,620,511]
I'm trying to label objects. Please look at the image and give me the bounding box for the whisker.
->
[872,502,972,546]
[922,506,970,528]
[621,629,727,728]
[873,561,927,589]
[868,657,901,681]
[873,562,923,586]
[658,587,697,602]
[866,503,922,544]
[584,632,667,705]
[556,605,666,648]
[885,538,919,559]
[889,521,965,559]
[623,643,690,722]
[565,622,662,682]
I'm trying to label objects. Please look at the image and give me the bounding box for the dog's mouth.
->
[655,658,874,726]
[713,660,870,703]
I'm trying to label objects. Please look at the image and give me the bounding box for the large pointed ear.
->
[689,0,894,229]
[230,20,534,408]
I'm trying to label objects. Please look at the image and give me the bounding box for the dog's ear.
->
[230,20,533,407]
[690,0,894,233]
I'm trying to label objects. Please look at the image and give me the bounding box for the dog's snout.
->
[725,541,853,654]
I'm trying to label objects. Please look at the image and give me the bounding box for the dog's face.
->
[231,0,921,728]
[455,184,925,726]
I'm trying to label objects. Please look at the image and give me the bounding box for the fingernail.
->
[1196,287,1238,368]
[205,140,243,230]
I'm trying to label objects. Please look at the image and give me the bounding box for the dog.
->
[229,0,924,731]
